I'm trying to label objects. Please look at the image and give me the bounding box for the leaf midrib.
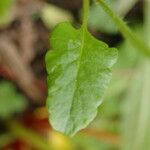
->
[65,27,87,134]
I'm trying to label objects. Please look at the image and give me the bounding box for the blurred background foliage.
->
[0,0,150,149]
[0,81,27,119]
[0,0,15,27]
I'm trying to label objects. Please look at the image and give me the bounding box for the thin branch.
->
[0,35,44,102]
[19,16,36,63]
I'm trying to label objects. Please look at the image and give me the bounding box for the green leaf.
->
[0,81,27,119]
[46,22,118,136]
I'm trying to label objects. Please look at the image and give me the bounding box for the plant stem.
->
[82,0,90,29]
[8,121,52,150]
[97,0,150,58]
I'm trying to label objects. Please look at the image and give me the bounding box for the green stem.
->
[97,0,150,58]
[8,121,52,150]
[82,0,90,29]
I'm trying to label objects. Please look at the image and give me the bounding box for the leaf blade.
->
[46,22,118,136]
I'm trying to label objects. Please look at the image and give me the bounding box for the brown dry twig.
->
[11,0,43,63]
[0,35,45,102]
[19,16,37,63]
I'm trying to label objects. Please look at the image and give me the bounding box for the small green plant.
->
[45,0,150,137]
